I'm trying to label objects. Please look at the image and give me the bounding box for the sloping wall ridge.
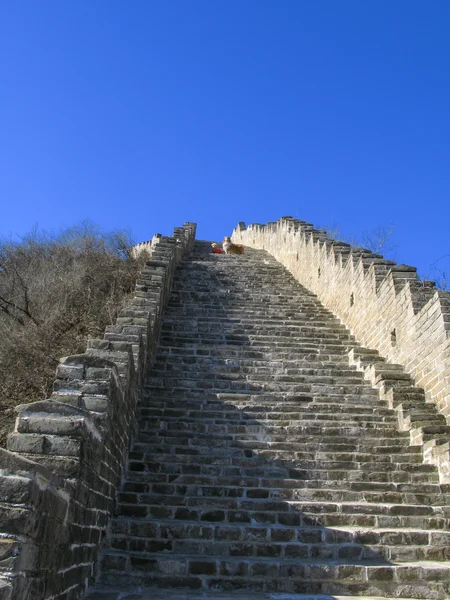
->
[233,217,450,422]
[0,223,196,600]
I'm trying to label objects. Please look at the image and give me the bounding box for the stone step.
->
[82,587,449,600]
[116,500,449,531]
[151,362,363,380]
[146,371,366,387]
[136,440,408,457]
[107,520,450,563]
[140,407,395,431]
[160,327,352,340]
[143,388,382,403]
[137,410,393,426]
[110,517,450,550]
[116,490,450,523]
[137,421,406,437]
[130,443,423,465]
[141,396,394,422]
[125,466,439,487]
[130,438,422,464]
[134,431,418,450]
[97,551,450,597]
[118,481,448,505]
[122,474,440,492]
[158,332,351,345]
[145,379,380,397]
[161,320,346,332]
[160,333,350,345]
[156,347,351,362]
[153,360,361,375]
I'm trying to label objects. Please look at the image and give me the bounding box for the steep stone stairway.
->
[85,242,450,600]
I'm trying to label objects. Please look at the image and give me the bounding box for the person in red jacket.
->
[211,243,224,254]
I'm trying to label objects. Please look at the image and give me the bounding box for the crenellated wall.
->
[0,222,196,600]
[1,215,450,598]
[233,217,450,423]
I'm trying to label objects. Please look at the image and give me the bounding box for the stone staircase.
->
[84,242,450,600]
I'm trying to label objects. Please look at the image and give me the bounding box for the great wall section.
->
[0,217,449,600]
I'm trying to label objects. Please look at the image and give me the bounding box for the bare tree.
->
[0,223,148,446]
[318,222,397,258]
[428,255,450,290]
[361,223,397,256]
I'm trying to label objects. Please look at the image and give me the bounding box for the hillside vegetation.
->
[0,224,148,446]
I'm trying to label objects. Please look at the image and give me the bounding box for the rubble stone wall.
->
[0,223,196,600]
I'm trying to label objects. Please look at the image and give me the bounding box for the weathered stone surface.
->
[85,241,450,599]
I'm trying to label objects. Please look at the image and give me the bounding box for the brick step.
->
[162,319,345,332]
[135,423,408,446]
[163,313,342,325]
[133,436,419,458]
[97,551,450,597]
[147,370,366,387]
[125,465,439,487]
[158,333,352,346]
[132,437,421,455]
[160,326,351,338]
[151,362,363,380]
[153,358,358,373]
[115,500,450,531]
[161,315,346,326]
[135,431,413,449]
[142,390,385,408]
[131,445,426,470]
[146,379,379,397]
[159,333,355,356]
[140,393,392,409]
[166,292,328,302]
[122,474,445,497]
[116,488,450,518]
[139,401,395,418]
[123,472,440,498]
[119,479,447,504]
[166,298,337,308]
[131,444,422,468]
[138,414,395,430]
[137,410,393,426]
[164,306,333,317]
[107,522,450,563]
[125,460,438,485]
[147,374,366,389]
[156,347,351,362]
[138,421,403,436]
[82,588,448,600]
[166,297,332,307]
[110,516,450,552]
[167,292,332,302]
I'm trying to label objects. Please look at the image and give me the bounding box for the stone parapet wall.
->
[233,217,450,422]
[0,222,196,600]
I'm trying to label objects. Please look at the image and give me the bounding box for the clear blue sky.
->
[1,1,449,281]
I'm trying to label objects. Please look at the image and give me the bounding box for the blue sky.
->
[1,1,449,282]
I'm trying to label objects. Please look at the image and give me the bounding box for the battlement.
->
[233,217,450,423]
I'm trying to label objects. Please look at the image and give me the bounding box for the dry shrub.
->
[0,223,148,446]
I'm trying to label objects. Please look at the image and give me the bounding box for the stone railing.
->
[233,217,450,474]
[0,222,196,599]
